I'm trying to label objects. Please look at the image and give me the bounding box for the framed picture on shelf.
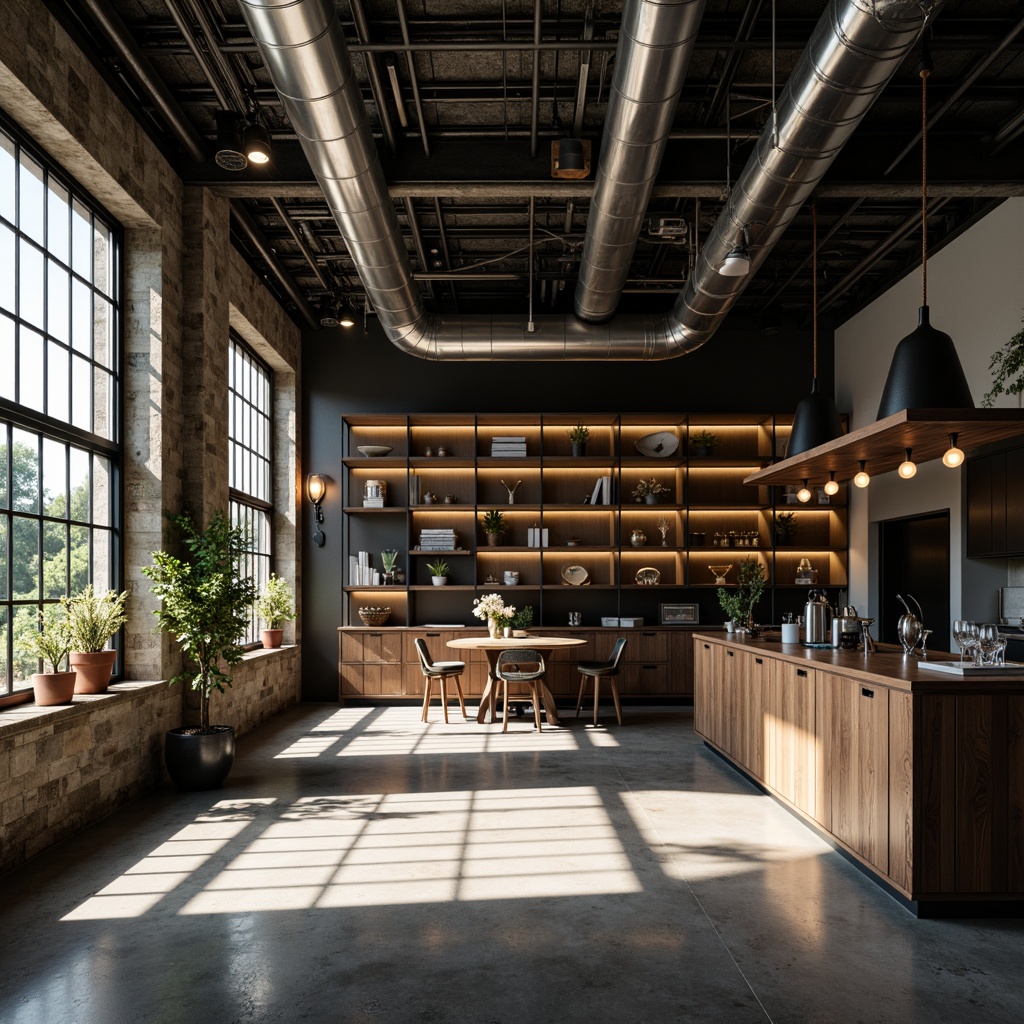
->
[660,602,699,625]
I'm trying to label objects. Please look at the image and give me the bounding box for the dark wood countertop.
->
[693,632,1024,694]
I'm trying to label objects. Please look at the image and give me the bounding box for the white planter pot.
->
[431,576,448,586]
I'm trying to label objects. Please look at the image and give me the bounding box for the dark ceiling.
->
[50,0,1024,333]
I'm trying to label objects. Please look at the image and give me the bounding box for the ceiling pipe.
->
[238,0,942,360]
[575,0,706,322]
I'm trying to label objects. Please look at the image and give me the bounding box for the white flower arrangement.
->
[472,593,516,624]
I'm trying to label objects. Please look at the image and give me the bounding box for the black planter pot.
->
[571,442,587,457]
[165,726,235,790]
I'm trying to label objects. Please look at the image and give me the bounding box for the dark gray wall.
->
[301,315,836,701]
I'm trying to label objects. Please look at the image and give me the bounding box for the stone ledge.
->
[240,643,298,663]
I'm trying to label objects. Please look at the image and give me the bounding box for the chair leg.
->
[502,678,510,732]
[452,674,468,718]
[530,681,542,732]
[576,674,586,718]
[593,677,600,726]
[610,676,623,726]
[440,675,449,724]
[421,674,433,723]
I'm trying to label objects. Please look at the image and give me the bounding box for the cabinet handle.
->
[642,631,656,636]
[727,650,734,658]
[755,658,763,665]
[425,631,441,637]
[703,643,710,650]
[642,664,658,671]
[796,669,807,677]
[861,687,874,699]
[369,632,382,637]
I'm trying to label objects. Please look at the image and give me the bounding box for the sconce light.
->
[823,471,839,496]
[796,479,812,503]
[306,473,326,547]
[898,447,917,479]
[853,461,870,489]
[943,433,965,468]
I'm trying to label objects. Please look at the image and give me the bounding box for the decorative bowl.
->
[634,431,679,458]
[358,606,392,626]
[357,445,393,457]
[635,567,661,586]
[561,565,590,586]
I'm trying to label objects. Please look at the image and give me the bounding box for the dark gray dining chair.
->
[415,637,468,724]
[495,649,546,732]
[575,637,628,726]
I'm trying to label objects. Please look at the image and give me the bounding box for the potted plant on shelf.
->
[16,605,76,706]
[717,557,767,633]
[427,558,450,585]
[690,430,720,457]
[480,508,509,546]
[631,477,671,504]
[256,573,296,649]
[568,422,590,456]
[511,605,534,636]
[142,511,257,790]
[982,316,1024,406]
[775,510,797,544]
[63,584,128,694]
[380,549,399,585]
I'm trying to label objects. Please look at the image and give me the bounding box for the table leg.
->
[476,650,500,723]
[538,679,561,727]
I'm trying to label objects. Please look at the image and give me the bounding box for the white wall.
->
[835,198,1024,620]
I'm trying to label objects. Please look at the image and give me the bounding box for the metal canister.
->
[804,590,831,644]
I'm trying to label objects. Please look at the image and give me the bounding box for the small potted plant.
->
[568,422,590,456]
[427,558,450,585]
[631,477,671,504]
[480,508,509,546]
[16,605,76,706]
[691,430,719,456]
[717,557,767,632]
[63,584,128,694]
[775,510,797,544]
[256,573,297,649]
[511,605,534,636]
[380,549,399,585]
[142,511,257,790]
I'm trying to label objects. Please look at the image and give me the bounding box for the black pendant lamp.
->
[876,49,973,419]
[787,205,842,457]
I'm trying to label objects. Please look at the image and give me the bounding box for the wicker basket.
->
[358,606,392,626]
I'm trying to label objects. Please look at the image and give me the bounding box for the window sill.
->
[239,643,298,662]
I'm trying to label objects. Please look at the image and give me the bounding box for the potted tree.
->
[568,422,590,456]
[16,605,76,706]
[63,584,128,694]
[480,509,509,546]
[717,557,767,633]
[142,511,257,790]
[256,573,296,649]
[427,558,450,585]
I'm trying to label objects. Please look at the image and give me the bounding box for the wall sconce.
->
[306,473,326,547]
[943,433,965,468]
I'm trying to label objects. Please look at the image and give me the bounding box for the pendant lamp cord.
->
[919,44,931,307]
[812,203,818,379]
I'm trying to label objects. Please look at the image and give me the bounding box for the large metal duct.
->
[574,0,706,323]
[238,0,942,360]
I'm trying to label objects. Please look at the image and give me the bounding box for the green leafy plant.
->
[426,558,450,577]
[256,573,297,629]
[690,430,720,451]
[16,605,72,673]
[380,549,398,573]
[512,605,534,629]
[142,511,258,733]
[631,477,670,502]
[480,509,508,535]
[775,510,797,539]
[717,558,767,627]
[982,317,1024,407]
[568,422,590,445]
[62,584,128,652]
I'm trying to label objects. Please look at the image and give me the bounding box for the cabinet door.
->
[825,673,889,872]
[693,639,718,739]
[669,631,693,696]
[1005,448,1024,555]
[966,453,999,557]
[769,662,816,814]
[737,651,770,782]
[633,630,669,661]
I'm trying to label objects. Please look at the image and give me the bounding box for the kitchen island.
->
[693,633,1024,916]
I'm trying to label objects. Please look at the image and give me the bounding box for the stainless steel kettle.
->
[804,589,832,644]
[897,594,923,654]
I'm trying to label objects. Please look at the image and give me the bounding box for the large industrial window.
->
[228,333,272,645]
[0,111,122,698]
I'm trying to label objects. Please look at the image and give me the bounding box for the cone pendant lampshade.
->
[876,306,973,418]
[789,377,843,457]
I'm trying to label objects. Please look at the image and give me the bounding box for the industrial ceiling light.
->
[214,110,247,171]
[823,471,839,496]
[718,226,750,277]
[898,447,918,479]
[876,44,973,418]
[788,205,843,457]
[336,300,356,328]
[796,479,812,503]
[318,295,340,328]
[853,461,870,489]
[943,433,965,468]
[243,120,271,165]
[558,137,585,171]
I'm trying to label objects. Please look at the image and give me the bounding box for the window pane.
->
[94,294,112,366]
[47,179,69,264]
[19,237,44,328]
[0,131,14,225]
[42,437,66,517]
[0,315,14,402]
[47,338,70,423]
[94,220,112,298]
[71,353,91,430]
[71,198,91,279]
[93,527,112,591]
[69,524,89,594]
[0,519,7,599]
[0,223,14,312]
[19,152,44,244]
[0,433,7,509]
[71,277,91,352]
[69,447,90,523]
[12,429,39,513]
[43,521,67,599]
[47,260,70,342]
[92,454,111,527]
[18,326,44,413]
[94,365,114,441]
[12,516,40,599]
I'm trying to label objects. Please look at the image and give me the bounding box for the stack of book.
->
[348,551,381,586]
[588,475,614,505]
[491,435,527,457]
[417,528,458,551]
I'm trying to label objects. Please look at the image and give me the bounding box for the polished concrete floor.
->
[2,703,1022,1024]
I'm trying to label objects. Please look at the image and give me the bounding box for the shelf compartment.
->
[477,466,542,506]
[345,422,409,459]
[541,415,618,459]
[408,419,475,460]
[537,508,617,547]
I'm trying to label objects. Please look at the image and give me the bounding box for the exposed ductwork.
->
[238,0,942,360]
[574,0,706,323]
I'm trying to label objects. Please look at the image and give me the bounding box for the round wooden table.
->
[446,635,588,725]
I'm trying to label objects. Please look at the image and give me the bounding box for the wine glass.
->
[952,619,971,665]
[978,624,1004,666]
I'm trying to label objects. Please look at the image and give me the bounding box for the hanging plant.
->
[982,317,1024,407]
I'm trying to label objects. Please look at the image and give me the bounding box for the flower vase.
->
[488,617,503,639]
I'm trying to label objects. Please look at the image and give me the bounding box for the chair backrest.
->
[414,637,434,672]
[496,648,545,679]
[608,637,629,671]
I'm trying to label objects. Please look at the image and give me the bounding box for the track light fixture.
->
[943,433,965,468]
[243,119,271,165]
[214,110,247,171]
[718,226,751,277]
[823,471,839,496]
[898,447,917,479]
[336,301,356,328]
[853,461,870,489]
[797,480,812,503]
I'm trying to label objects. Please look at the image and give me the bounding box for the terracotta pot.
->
[165,726,235,790]
[32,671,77,706]
[71,650,117,694]
[261,628,284,649]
